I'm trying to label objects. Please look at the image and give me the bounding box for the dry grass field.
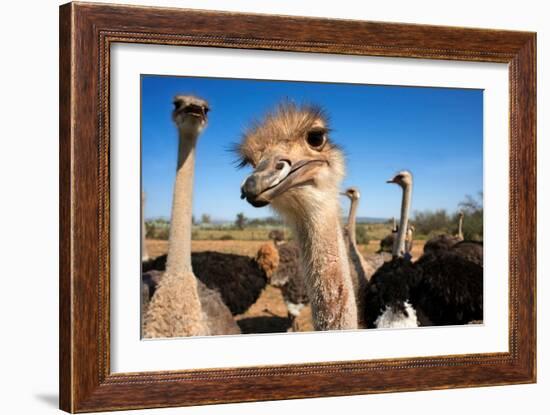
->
[146,238,426,261]
[144,237,426,334]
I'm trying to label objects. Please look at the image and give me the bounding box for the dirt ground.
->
[144,238,426,334]
[146,239,269,258]
[147,239,426,261]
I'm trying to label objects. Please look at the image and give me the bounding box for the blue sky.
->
[142,75,483,220]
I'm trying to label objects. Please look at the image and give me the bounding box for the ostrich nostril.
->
[242,176,258,196]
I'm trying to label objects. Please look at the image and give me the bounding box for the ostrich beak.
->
[183,104,207,121]
[240,156,327,207]
[174,103,208,124]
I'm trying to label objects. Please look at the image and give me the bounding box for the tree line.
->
[145,193,483,242]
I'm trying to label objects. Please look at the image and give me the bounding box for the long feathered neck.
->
[290,196,358,330]
[347,197,358,246]
[457,215,464,240]
[393,182,412,258]
[165,128,199,274]
[347,196,369,281]
[346,195,371,322]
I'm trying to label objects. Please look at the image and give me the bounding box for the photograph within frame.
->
[140,74,485,339]
[110,42,509,374]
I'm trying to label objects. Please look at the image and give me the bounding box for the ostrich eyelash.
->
[236,158,249,169]
[227,142,252,169]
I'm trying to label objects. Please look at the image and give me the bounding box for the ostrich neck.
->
[394,183,412,257]
[458,216,464,240]
[165,130,199,274]
[292,201,358,330]
[346,196,370,296]
[347,198,358,245]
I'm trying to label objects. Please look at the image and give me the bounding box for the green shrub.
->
[459,193,483,241]
[413,209,451,236]
[355,225,370,245]
[411,193,483,241]
[145,218,170,240]
[235,213,247,230]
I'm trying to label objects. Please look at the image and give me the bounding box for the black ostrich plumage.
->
[269,241,309,308]
[191,251,268,315]
[363,257,422,328]
[141,269,163,314]
[363,250,483,328]
[142,251,268,315]
[379,233,396,253]
[142,255,167,273]
[423,234,462,255]
[451,240,483,266]
[412,251,483,325]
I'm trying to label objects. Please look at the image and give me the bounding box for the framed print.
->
[59,2,536,412]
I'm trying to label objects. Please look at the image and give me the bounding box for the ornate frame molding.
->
[60,2,536,412]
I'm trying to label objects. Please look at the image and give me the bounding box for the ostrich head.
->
[237,103,345,219]
[172,95,210,135]
[268,229,285,243]
[386,170,413,188]
[341,187,361,202]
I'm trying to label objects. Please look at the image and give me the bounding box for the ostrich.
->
[379,217,397,253]
[341,187,381,280]
[341,187,386,326]
[265,229,295,289]
[423,210,483,266]
[379,217,413,257]
[411,248,483,325]
[342,188,387,269]
[405,225,415,259]
[268,229,285,244]
[143,95,240,337]
[451,240,483,266]
[255,241,280,280]
[365,171,483,328]
[264,230,309,330]
[143,249,273,316]
[238,102,358,330]
[423,211,465,255]
[364,171,420,328]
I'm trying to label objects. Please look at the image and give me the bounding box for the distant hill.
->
[146,216,390,226]
[355,217,390,224]
[208,217,389,225]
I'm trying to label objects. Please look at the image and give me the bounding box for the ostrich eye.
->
[204,107,210,114]
[173,100,182,111]
[306,129,327,150]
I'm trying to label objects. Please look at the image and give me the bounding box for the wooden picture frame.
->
[59,2,536,412]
